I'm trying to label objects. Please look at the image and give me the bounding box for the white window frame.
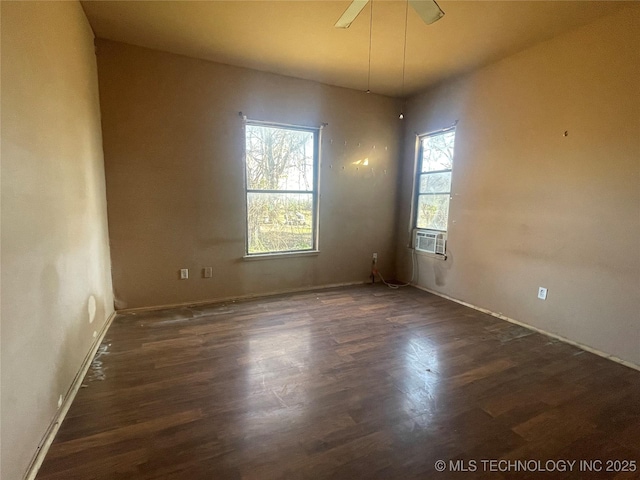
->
[412,127,456,234]
[243,120,320,257]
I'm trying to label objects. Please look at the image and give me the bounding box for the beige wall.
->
[396,6,640,366]
[1,2,114,479]
[96,40,401,309]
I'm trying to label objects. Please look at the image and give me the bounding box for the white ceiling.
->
[81,1,628,97]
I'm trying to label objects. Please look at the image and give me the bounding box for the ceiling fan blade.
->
[335,0,370,29]
[409,0,444,25]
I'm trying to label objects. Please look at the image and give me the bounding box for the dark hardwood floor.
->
[37,285,640,479]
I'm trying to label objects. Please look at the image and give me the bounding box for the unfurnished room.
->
[1,1,639,479]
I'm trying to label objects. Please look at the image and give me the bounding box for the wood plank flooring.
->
[36,285,640,479]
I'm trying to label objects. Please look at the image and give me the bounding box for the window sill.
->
[243,250,320,261]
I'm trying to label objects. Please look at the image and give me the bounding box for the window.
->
[244,122,319,255]
[414,128,455,232]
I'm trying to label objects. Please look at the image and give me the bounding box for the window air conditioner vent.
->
[414,229,446,255]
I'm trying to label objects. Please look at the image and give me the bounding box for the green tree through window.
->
[244,123,318,254]
[415,129,455,232]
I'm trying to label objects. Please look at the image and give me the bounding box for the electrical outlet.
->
[203,267,212,278]
[180,268,189,280]
[372,253,378,261]
[538,287,548,300]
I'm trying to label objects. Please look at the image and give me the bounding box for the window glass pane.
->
[247,192,313,254]
[419,172,451,194]
[246,125,314,191]
[421,130,455,172]
[416,194,450,231]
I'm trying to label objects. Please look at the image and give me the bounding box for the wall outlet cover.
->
[538,287,548,300]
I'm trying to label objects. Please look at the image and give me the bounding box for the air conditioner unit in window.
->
[414,229,447,256]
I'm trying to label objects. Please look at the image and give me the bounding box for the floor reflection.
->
[242,316,312,432]
[396,336,442,428]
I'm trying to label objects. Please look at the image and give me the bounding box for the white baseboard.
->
[411,283,640,372]
[24,310,117,480]
[117,280,368,314]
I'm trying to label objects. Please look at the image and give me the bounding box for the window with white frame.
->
[415,128,455,232]
[244,122,318,255]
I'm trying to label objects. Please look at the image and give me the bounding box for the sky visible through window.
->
[245,124,316,254]
[245,125,314,191]
[416,130,455,231]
